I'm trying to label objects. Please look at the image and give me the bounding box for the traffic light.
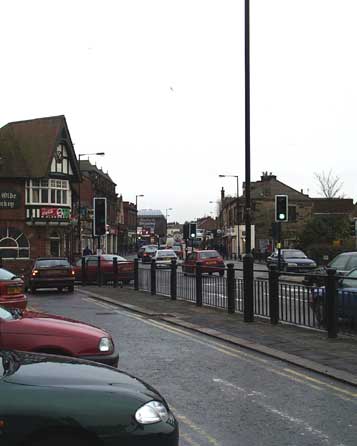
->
[275,195,288,222]
[189,222,197,239]
[350,220,356,237]
[93,197,107,236]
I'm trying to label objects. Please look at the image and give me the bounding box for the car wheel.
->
[57,287,63,292]
[68,285,74,292]
[30,287,36,294]
[219,271,224,277]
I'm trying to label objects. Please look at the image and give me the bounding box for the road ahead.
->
[29,289,357,446]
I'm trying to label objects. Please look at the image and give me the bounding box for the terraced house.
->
[0,115,80,276]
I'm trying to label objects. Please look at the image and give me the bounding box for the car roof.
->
[35,257,69,260]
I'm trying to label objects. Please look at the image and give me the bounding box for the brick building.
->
[0,115,80,275]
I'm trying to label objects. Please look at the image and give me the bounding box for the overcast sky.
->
[2,1,357,222]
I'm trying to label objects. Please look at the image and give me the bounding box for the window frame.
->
[25,179,70,206]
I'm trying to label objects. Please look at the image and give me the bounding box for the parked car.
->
[0,267,27,309]
[74,254,134,284]
[304,251,357,286]
[266,249,317,273]
[30,257,75,293]
[142,245,159,263]
[0,305,119,366]
[153,249,178,268]
[182,250,225,276]
[0,349,179,445]
[310,267,357,327]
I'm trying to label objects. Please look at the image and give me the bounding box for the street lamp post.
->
[165,208,173,242]
[219,175,240,260]
[78,152,104,255]
[135,194,144,253]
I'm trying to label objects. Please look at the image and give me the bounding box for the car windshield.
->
[282,250,306,259]
[145,247,157,253]
[199,251,220,259]
[35,259,70,268]
[0,268,17,280]
[341,269,357,289]
[102,255,126,262]
[0,307,14,321]
[329,254,350,270]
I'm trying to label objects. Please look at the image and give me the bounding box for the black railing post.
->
[243,253,254,322]
[227,263,235,314]
[81,257,87,286]
[113,257,118,288]
[268,264,279,325]
[326,268,338,338]
[196,262,202,306]
[170,258,177,300]
[134,258,139,290]
[151,259,156,295]
[97,255,102,286]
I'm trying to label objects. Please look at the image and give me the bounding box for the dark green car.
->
[0,350,179,446]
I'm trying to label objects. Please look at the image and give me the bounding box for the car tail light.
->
[70,269,75,276]
[32,270,39,276]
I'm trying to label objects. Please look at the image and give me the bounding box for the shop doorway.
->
[50,232,60,256]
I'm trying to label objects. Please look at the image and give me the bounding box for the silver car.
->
[153,249,177,268]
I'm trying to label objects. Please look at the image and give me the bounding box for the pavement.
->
[77,284,357,387]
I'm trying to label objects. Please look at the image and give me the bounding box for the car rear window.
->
[145,247,157,253]
[157,250,176,257]
[199,251,220,259]
[282,250,306,259]
[330,254,350,270]
[0,268,17,280]
[35,259,70,268]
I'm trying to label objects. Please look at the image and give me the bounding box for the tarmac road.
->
[29,289,357,446]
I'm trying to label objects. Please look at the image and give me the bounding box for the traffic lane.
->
[29,290,357,446]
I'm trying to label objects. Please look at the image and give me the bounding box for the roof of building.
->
[80,159,115,184]
[138,209,164,217]
[0,115,80,179]
[311,197,355,214]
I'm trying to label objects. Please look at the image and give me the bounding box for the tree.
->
[314,170,345,198]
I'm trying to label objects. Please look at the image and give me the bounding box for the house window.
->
[0,227,30,259]
[26,179,70,206]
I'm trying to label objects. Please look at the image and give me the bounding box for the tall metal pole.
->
[243,0,254,322]
[236,176,241,260]
[78,154,82,255]
[135,195,138,253]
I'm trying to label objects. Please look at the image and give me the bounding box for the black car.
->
[141,245,159,263]
[0,350,179,446]
[304,251,357,286]
[266,249,317,273]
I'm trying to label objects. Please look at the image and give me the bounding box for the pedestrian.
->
[83,246,92,256]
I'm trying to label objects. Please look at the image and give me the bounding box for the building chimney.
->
[221,187,225,203]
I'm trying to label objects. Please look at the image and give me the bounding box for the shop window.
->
[0,227,30,259]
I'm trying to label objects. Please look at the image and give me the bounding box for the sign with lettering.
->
[40,207,71,219]
[0,191,21,209]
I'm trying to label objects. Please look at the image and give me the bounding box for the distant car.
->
[0,268,27,310]
[153,249,177,268]
[30,257,75,293]
[0,306,119,366]
[172,245,183,259]
[266,249,317,273]
[0,350,179,445]
[183,250,225,276]
[310,267,357,327]
[304,251,357,286]
[142,245,159,263]
[74,254,134,285]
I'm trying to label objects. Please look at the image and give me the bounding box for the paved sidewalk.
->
[78,285,357,386]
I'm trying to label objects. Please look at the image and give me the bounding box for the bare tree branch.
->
[314,170,345,198]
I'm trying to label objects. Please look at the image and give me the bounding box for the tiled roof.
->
[80,159,115,184]
[0,115,80,179]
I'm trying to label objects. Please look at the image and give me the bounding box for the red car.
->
[172,245,184,260]
[183,250,225,276]
[0,268,27,309]
[74,254,134,284]
[0,305,119,366]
